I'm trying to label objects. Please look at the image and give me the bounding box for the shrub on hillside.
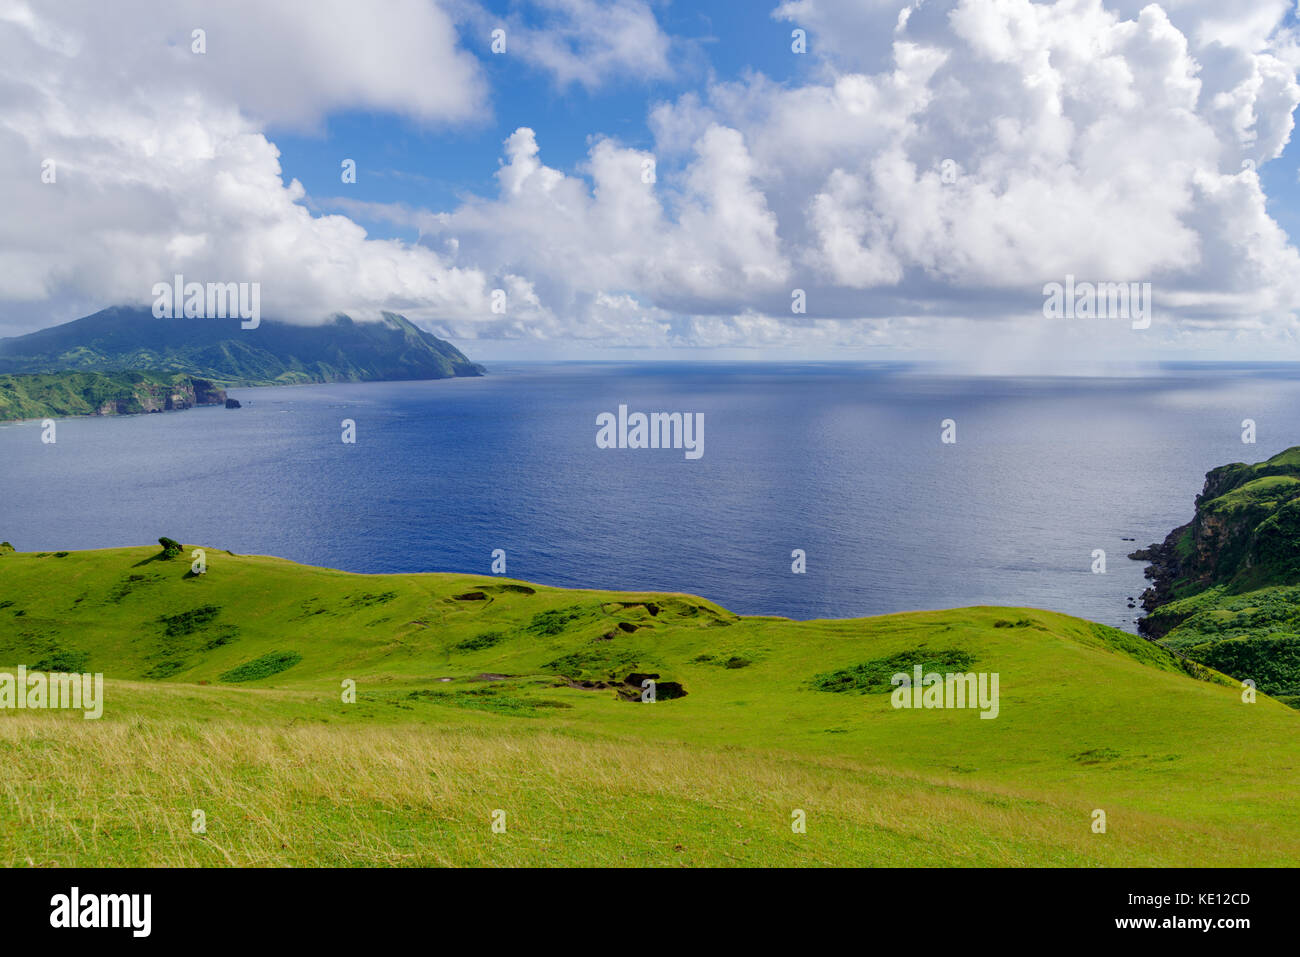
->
[220,651,303,683]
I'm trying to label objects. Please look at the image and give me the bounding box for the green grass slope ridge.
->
[0,544,1295,866]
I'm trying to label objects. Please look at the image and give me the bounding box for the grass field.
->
[1,545,1298,866]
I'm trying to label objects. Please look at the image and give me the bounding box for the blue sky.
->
[272,0,816,244]
[273,1,1300,256]
[1262,0,1300,244]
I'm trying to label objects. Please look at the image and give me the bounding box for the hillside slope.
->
[1,544,1296,866]
[0,370,227,422]
[1133,446,1300,705]
[0,307,484,386]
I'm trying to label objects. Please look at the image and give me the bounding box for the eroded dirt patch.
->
[563,671,687,701]
[602,601,661,617]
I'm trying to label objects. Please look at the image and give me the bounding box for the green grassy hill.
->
[1,545,1297,866]
[1134,446,1300,705]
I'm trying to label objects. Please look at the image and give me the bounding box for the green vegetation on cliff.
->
[0,370,225,422]
[0,544,1295,867]
[1135,446,1300,706]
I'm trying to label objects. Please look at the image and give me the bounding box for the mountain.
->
[0,306,484,386]
[0,370,227,422]
[2,543,1297,866]
[1132,446,1300,706]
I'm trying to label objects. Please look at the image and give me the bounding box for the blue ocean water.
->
[2,362,1297,631]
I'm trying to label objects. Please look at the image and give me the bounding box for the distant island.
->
[1132,446,1300,707]
[0,306,483,422]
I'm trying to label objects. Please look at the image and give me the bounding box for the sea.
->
[3,362,1297,632]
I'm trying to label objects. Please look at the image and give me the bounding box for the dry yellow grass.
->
[1,708,1286,867]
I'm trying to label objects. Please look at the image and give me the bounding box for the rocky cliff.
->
[1132,447,1300,706]
[0,371,226,421]
[1133,447,1300,635]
